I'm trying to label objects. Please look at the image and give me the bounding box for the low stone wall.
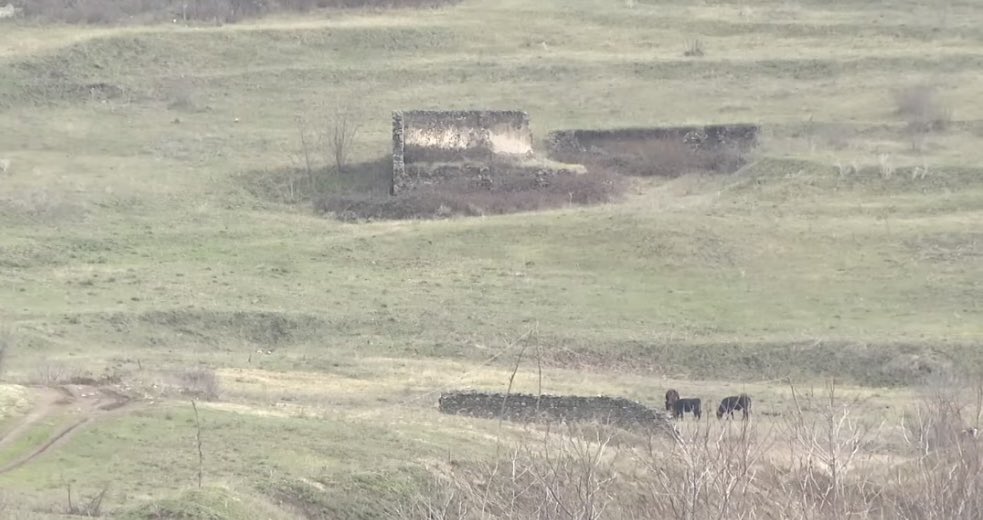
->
[392,110,533,194]
[438,391,677,436]
[545,124,760,157]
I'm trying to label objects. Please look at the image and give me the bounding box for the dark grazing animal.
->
[716,394,752,420]
[671,398,702,420]
[665,389,681,412]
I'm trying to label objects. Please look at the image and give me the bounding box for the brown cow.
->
[665,389,680,412]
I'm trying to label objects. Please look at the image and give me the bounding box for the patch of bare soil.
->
[0,384,134,474]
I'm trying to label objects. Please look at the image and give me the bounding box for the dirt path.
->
[0,385,134,475]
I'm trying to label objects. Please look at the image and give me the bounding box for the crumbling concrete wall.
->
[545,124,760,157]
[544,124,760,177]
[438,391,677,436]
[392,110,533,194]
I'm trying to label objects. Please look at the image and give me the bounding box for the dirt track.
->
[0,385,133,475]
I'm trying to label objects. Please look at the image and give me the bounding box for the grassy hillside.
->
[1,0,982,517]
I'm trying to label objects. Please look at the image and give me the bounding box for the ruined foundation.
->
[545,124,760,157]
[392,110,533,194]
[543,124,760,177]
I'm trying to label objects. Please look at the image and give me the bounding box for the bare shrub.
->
[327,110,360,175]
[33,361,76,386]
[684,39,705,57]
[64,483,110,517]
[637,421,766,519]
[176,367,220,401]
[164,77,199,112]
[295,108,362,196]
[894,84,951,151]
[902,375,981,454]
[878,153,895,179]
[395,379,983,520]
[0,324,12,379]
[894,377,983,519]
[393,424,623,520]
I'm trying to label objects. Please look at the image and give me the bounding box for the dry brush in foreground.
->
[393,382,983,520]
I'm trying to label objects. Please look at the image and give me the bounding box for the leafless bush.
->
[176,367,220,401]
[893,377,983,519]
[895,84,951,151]
[395,379,983,520]
[0,324,12,379]
[327,111,360,175]
[64,483,110,517]
[164,77,198,112]
[776,382,885,519]
[635,420,766,519]
[902,375,981,454]
[393,424,622,520]
[296,108,362,196]
[33,361,77,386]
[684,39,705,57]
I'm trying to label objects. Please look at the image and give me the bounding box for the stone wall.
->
[438,391,678,437]
[545,124,760,157]
[392,110,533,194]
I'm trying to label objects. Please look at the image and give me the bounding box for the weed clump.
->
[176,367,220,401]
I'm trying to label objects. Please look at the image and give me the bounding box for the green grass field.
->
[1,0,983,517]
